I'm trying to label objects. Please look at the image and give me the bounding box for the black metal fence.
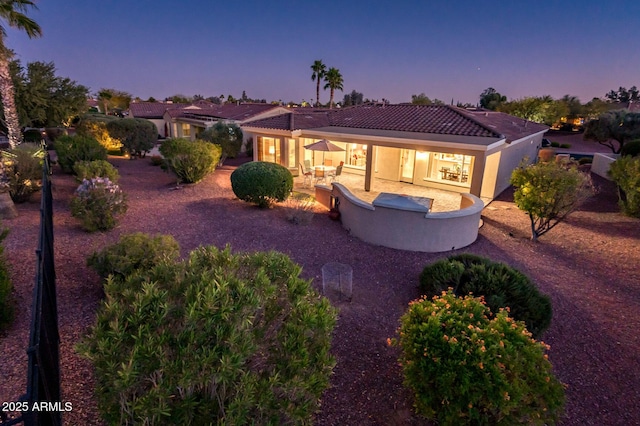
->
[1,154,61,426]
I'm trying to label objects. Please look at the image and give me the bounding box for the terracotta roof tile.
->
[461,109,548,142]
[129,102,187,118]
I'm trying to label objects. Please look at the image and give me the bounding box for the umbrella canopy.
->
[304,139,345,152]
[304,139,345,164]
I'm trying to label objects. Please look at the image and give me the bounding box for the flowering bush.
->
[391,290,565,425]
[70,177,127,232]
[1,144,45,203]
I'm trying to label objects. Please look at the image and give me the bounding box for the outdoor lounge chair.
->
[300,162,313,187]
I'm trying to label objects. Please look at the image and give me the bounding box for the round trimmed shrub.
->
[78,245,337,425]
[392,290,565,425]
[55,134,108,173]
[73,160,119,183]
[159,138,221,183]
[231,161,293,208]
[620,139,640,157]
[87,232,180,281]
[419,254,552,338]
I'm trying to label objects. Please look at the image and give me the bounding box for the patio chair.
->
[329,164,343,182]
[325,159,333,166]
[299,163,313,187]
[304,159,312,171]
[315,167,326,185]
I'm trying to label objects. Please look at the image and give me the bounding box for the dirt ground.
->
[0,146,638,425]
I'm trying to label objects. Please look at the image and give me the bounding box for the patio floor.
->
[293,170,483,212]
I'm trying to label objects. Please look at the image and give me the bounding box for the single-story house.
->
[129,101,188,138]
[241,104,548,201]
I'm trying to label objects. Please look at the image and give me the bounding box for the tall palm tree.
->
[310,60,326,107]
[0,0,41,148]
[323,67,343,109]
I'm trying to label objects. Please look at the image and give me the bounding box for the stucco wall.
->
[591,153,619,180]
[331,183,483,253]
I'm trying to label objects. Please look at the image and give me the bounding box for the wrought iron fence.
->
[1,153,61,426]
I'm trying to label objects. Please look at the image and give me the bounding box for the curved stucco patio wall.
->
[330,183,483,253]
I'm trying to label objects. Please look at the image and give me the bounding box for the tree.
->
[200,121,243,158]
[511,161,594,241]
[0,0,42,148]
[605,86,640,103]
[583,110,640,153]
[106,118,156,157]
[11,60,88,128]
[310,60,326,107]
[98,88,132,114]
[411,93,433,105]
[342,89,364,106]
[479,87,506,110]
[323,67,343,109]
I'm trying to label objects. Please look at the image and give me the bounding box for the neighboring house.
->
[162,103,291,140]
[129,101,188,138]
[242,104,548,201]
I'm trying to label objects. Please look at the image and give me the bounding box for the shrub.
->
[391,290,565,425]
[419,254,552,338]
[73,160,119,183]
[620,139,640,157]
[106,118,156,157]
[76,114,122,152]
[0,227,12,333]
[511,160,594,241]
[149,155,163,166]
[231,161,293,208]
[23,128,43,143]
[559,143,571,149]
[199,122,243,159]
[550,141,560,148]
[54,134,108,173]
[159,138,221,184]
[578,157,593,165]
[283,191,316,224]
[609,155,640,217]
[78,246,337,425]
[87,233,180,281]
[70,177,127,232]
[1,144,45,203]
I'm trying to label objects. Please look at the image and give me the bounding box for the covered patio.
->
[292,170,482,212]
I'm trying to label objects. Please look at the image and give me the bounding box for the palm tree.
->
[0,0,41,148]
[323,67,344,109]
[310,60,326,107]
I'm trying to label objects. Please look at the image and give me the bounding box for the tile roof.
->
[129,102,187,118]
[244,104,544,140]
[181,103,281,121]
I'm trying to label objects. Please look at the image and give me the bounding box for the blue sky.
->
[7,0,640,105]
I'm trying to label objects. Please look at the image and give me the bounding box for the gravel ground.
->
[1,149,638,425]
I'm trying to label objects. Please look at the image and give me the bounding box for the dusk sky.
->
[7,0,640,105]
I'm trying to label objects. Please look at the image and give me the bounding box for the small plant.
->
[231,161,293,208]
[78,245,337,425]
[283,192,316,224]
[511,160,594,241]
[87,233,180,281]
[559,143,571,149]
[70,177,127,232]
[419,254,552,338]
[149,155,163,166]
[159,138,221,183]
[0,226,12,333]
[578,157,593,165]
[550,141,560,148]
[609,155,640,217]
[73,160,119,183]
[391,290,565,425]
[54,134,108,173]
[1,144,45,203]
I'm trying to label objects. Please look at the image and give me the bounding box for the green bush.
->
[106,118,157,157]
[609,155,640,217]
[559,143,571,149]
[54,134,108,173]
[73,160,119,183]
[70,177,127,232]
[1,144,45,203]
[0,227,12,333]
[578,157,593,165]
[87,233,180,281]
[199,122,243,159]
[620,139,640,157]
[550,141,560,148]
[76,114,122,152]
[23,128,43,143]
[419,254,552,338]
[78,245,337,425]
[159,138,221,184]
[231,161,293,208]
[391,290,565,425]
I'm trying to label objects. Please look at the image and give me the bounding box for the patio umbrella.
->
[304,139,345,164]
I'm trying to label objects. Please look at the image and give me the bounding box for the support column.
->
[364,143,374,192]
